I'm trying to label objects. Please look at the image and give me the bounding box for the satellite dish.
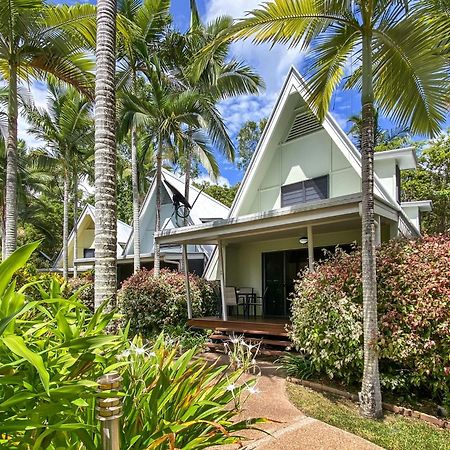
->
[163,179,191,219]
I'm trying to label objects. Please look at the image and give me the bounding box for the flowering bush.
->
[290,235,450,403]
[118,268,218,336]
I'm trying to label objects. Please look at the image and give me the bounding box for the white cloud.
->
[195,173,231,187]
[204,0,306,137]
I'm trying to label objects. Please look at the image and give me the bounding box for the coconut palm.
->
[179,0,263,214]
[94,0,118,309]
[119,61,219,276]
[0,0,96,257]
[229,0,448,418]
[26,82,93,280]
[117,0,171,273]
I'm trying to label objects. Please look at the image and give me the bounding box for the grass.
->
[287,382,450,450]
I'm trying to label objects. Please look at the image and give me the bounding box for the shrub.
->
[64,272,95,311]
[290,235,450,403]
[118,268,218,336]
[1,244,263,449]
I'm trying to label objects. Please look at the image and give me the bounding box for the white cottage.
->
[156,67,431,328]
[54,204,132,273]
[54,169,230,280]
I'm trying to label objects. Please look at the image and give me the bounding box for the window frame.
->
[280,175,329,208]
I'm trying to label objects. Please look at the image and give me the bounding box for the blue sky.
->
[21,0,450,187]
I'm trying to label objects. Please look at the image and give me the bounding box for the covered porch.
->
[156,193,399,329]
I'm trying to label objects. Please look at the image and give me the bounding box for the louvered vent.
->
[285,112,322,142]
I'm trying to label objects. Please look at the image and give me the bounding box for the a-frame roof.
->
[122,168,229,256]
[230,66,400,218]
[202,66,418,278]
[53,203,132,267]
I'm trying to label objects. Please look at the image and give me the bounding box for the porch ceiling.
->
[156,193,398,245]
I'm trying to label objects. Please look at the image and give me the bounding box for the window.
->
[281,175,329,207]
[83,248,95,258]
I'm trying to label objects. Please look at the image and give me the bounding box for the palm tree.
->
[119,61,219,276]
[348,111,409,150]
[0,0,95,257]
[180,0,263,215]
[229,0,448,418]
[117,0,171,273]
[0,138,55,259]
[94,0,118,309]
[26,82,93,280]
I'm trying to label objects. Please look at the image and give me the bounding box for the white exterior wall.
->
[238,130,361,215]
[225,228,361,297]
[401,206,420,232]
[374,159,398,202]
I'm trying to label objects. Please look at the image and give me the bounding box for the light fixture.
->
[299,236,308,245]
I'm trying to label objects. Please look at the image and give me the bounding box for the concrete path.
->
[203,353,382,450]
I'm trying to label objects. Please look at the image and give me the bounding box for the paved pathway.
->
[203,353,382,450]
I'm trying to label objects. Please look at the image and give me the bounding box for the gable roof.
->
[203,66,419,278]
[53,203,132,267]
[122,168,229,256]
[231,67,402,218]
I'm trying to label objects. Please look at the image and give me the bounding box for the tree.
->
[94,0,117,309]
[402,132,450,234]
[117,0,170,273]
[230,0,448,418]
[237,118,267,171]
[26,82,93,280]
[193,182,239,208]
[348,111,409,151]
[119,60,216,276]
[0,0,95,257]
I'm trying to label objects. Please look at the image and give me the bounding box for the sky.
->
[17,0,450,187]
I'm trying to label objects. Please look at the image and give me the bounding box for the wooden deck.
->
[188,316,290,337]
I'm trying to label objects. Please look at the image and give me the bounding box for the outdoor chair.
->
[224,286,245,318]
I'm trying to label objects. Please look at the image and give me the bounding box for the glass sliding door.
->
[262,249,308,317]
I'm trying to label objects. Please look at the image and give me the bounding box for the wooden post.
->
[218,241,227,321]
[97,372,122,450]
[307,225,314,271]
[182,244,193,319]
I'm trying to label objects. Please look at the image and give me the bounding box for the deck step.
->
[209,334,292,348]
[214,326,289,338]
[206,341,287,358]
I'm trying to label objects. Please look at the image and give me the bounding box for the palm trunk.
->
[4,63,18,258]
[182,144,192,318]
[94,0,118,310]
[359,32,382,419]
[180,144,191,272]
[73,169,78,278]
[153,136,162,276]
[131,124,141,273]
[62,173,69,280]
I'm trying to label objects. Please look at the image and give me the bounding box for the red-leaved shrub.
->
[290,235,450,403]
[118,268,218,336]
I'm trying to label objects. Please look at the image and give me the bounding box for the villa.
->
[54,169,230,280]
[155,67,431,332]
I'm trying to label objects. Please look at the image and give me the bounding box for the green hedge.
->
[290,235,450,404]
[118,268,218,336]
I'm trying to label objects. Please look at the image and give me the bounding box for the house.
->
[117,168,230,280]
[155,67,431,329]
[53,204,132,273]
[54,169,230,280]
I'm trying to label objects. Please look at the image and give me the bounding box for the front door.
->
[263,251,285,316]
[263,249,309,316]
